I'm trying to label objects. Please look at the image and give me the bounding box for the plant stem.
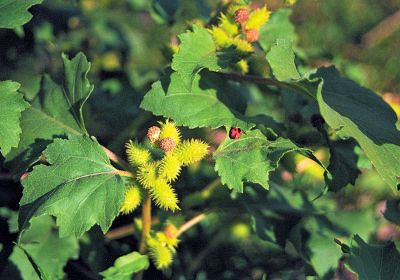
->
[176,213,208,238]
[139,194,152,253]
[218,71,315,98]
[134,195,152,280]
[102,145,131,171]
[113,170,134,178]
[105,224,135,240]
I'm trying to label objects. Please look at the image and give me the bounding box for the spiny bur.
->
[160,137,176,153]
[147,231,179,270]
[125,140,151,166]
[175,139,209,166]
[234,8,249,25]
[245,6,270,30]
[120,185,142,214]
[137,162,158,189]
[147,235,173,270]
[147,126,161,143]
[159,153,181,182]
[125,120,208,212]
[150,179,180,212]
[159,119,181,144]
[245,29,259,42]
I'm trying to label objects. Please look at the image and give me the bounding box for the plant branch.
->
[218,72,315,98]
[363,9,400,48]
[102,145,131,171]
[134,195,152,280]
[138,194,152,253]
[105,224,135,240]
[176,212,208,238]
[113,169,134,178]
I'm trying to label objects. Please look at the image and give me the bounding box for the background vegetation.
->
[1,0,400,279]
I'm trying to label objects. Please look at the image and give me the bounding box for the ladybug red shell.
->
[229,127,243,140]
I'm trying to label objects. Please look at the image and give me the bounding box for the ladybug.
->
[229,127,243,140]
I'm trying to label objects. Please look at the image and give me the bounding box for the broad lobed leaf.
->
[344,235,400,280]
[311,66,400,191]
[141,69,254,130]
[172,25,221,87]
[19,135,126,238]
[214,130,307,192]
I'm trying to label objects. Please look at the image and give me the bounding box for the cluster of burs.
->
[120,120,209,269]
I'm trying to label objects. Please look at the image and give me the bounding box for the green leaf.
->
[259,9,296,51]
[311,66,400,191]
[345,235,400,280]
[5,53,92,176]
[0,80,29,156]
[306,225,341,277]
[0,0,43,29]
[266,41,300,81]
[325,140,361,192]
[100,252,149,280]
[61,52,94,132]
[10,216,79,280]
[19,135,126,238]
[141,69,254,130]
[214,130,305,192]
[171,25,221,87]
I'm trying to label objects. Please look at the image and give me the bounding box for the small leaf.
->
[214,130,306,192]
[266,40,300,81]
[346,235,400,280]
[0,0,43,29]
[325,140,361,192]
[311,66,400,191]
[172,25,221,87]
[259,9,296,51]
[141,70,254,130]
[100,252,149,280]
[19,135,126,238]
[0,80,29,156]
[61,52,94,132]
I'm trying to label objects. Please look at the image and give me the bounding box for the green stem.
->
[218,72,315,98]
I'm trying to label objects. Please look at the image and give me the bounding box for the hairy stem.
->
[105,224,135,240]
[113,170,134,178]
[176,212,208,238]
[102,145,131,171]
[139,194,152,253]
[134,195,152,280]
